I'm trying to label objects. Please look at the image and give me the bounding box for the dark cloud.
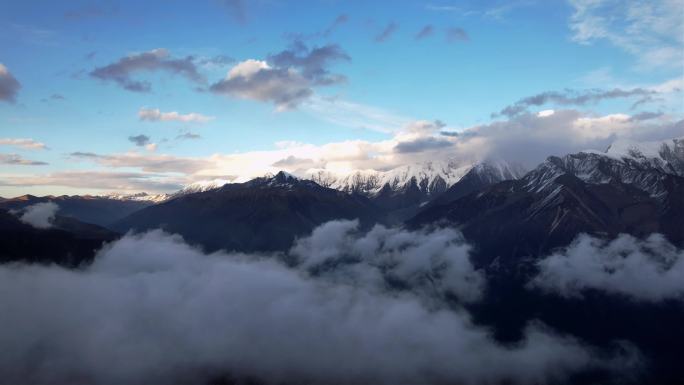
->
[375,22,399,43]
[0,153,47,166]
[128,134,151,147]
[0,64,21,103]
[628,111,664,122]
[211,43,349,110]
[0,223,634,384]
[394,137,453,153]
[284,14,350,41]
[446,27,469,43]
[530,233,684,302]
[440,130,460,137]
[323,14,349,37]
[268,42,350,85]
[90,49,205,92]
[497,88,657,117]
[176,132,202,140]
[415,25,434,40]
[69,151,99,158]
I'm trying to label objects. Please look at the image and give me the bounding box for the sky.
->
[0,0,682,196]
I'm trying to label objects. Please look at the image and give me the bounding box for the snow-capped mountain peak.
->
[171,178,233,198]
[103,192,170,203]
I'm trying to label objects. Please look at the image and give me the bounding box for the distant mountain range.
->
[1,137,682,257]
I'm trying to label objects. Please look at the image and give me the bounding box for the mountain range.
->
[1,137,682,257]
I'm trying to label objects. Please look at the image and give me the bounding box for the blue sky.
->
[0,0,682,196]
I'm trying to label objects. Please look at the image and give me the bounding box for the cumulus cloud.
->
[0,153,48,166]
[90,49,204,92]
[530,233,684,302]
[211,43,349,110]
[375,22,399,42]
[0,63,21,103]
[497,88,657,117]
[16,202,58,229]
[210,59,312,110]
[138,107,214,123]
[569,0,684,68]
[267,42,350,85]
[0,226,633,384]
[128,134,150,147]
[416,25,434,40]
[446,27,469,43]
[291,220,484,303]
[0,138,48,150]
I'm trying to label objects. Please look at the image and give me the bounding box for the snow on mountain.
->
[103,192,170,203]
[309,160,474,197]
[170,178,232,198]
[523,136,684,198]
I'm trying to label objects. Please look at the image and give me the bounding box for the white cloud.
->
[16,202,58,229]
[0,138,48,150]
[0,226,634,384]
[138,107,214,123]
[530,233,684,302]
[568,0,684,69]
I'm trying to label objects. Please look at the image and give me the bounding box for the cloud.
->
[138,107,214,123]
[446,27,469,42]
[302,95,412,133]
[291,220,485,303]
[220,0,246,23]
[496,88,657,117]
[375,22,399,42]
[415,25,434,40]
[0,153,48,166]
[0,138,48,150]
[271,155,320,169]
[176,132,201,140]
[15,202,58,229]
[267,42,350,85]
[0,226,633,384]
[211,43,350,110]
[128,134,151,147]
[322,14,349,37]
[628,111,664,122]
[0,171,183,193]
[530,233,684,302]
[394,137,453,153]
[90,49,204,92]
[211,59,311,110]
[0,63,21,103]
[68,151,211,174]
[568,0,684,68]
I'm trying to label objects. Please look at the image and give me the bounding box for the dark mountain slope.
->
[0,210,118,266]
[113,172,382,252]
[0,194,152,228]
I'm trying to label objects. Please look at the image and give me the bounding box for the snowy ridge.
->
[524,136,684,198]
[309,160,477,197]
[103,192,170,203]
[171,179,233,198]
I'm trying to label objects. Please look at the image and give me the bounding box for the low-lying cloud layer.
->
[531,233,684,302]
[16,202,58,229]
[0,224,633,384]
